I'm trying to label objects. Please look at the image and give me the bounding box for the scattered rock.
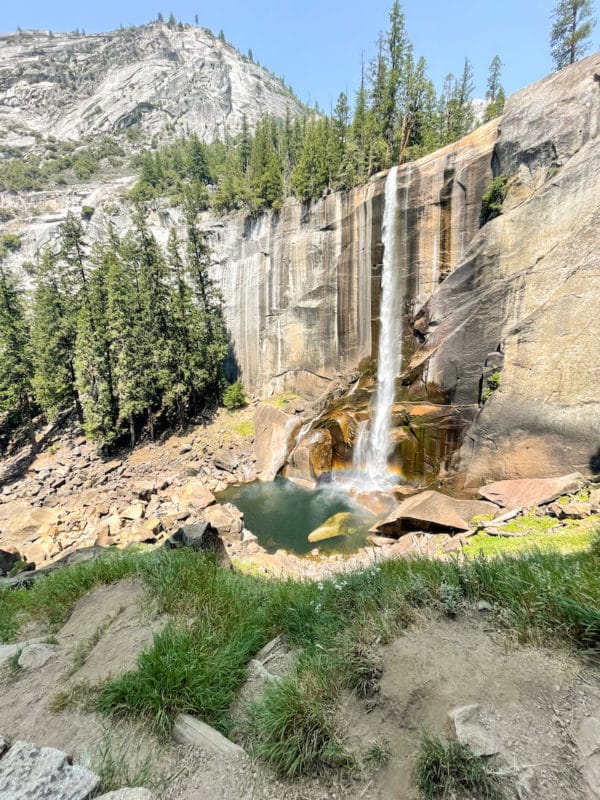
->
[172,714,245,756]
[17,643,55,670]
[121,504,145,521]
[447,704,500,756]
[214,449,238,473]
[547,500,592,520]
[173,479,216,511]
[0,740,100,799]
[204,503,243,538]
[479,473,585,510]
[477,600,493,612]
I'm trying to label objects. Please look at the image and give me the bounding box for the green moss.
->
[266,392,301,409]
[232,419,254,437]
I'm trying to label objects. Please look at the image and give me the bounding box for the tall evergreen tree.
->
[484,55,506,121]
[31,247,79,420]
[0,263,36,449]
[550,0,596,68]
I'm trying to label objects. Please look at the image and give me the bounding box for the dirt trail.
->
[2,583,600,799]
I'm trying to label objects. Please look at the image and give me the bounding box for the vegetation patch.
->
[3,533,600,779]
[414,732,504,799]
[480,176,509,225]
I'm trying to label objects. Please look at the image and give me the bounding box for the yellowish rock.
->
[308,512,358,543]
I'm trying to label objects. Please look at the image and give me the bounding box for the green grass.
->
[463,527,596,558]
[414,732,503,799]
[3,535,600,779]
[0,550,145,642]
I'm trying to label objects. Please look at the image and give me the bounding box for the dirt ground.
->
[2,582,600,799]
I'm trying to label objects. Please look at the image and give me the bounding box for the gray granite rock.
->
[0,740,100,799]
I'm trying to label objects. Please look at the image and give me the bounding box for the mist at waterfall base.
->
[217,478,374,556]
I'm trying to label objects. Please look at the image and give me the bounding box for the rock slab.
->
[479,473,585,510]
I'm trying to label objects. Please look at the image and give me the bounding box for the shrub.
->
[480,176,509,225]
[223,380,246,410]
[0,233,22,251]
[81,205,94,221]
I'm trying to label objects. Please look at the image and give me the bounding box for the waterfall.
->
[351,166,402,487]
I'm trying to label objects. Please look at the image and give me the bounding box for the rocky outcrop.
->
[0,24,301,146]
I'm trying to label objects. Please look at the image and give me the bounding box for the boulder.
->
[0,548,20,576]
[373,491,497,536]
[479,473,585,510]
[254,404,302,482]
[447,704,500,757]
[173,479,216,511]
[17,643,55,670]
[120,504,145,521]
[307,512,359,543]
[547,500,592,520]
[167,522,221,552]
[285,429,333,485]
[203,503,243,539]
[172,714,245,756]
[213,449,238,473]
[0,740,100,799]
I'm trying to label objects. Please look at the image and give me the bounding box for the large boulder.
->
[254,404,302,482]
[372,490,497,536]
[284,429,333,486]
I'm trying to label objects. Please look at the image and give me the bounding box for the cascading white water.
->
[352,165,402,486]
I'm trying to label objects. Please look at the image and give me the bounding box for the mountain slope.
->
[0,22,302,149]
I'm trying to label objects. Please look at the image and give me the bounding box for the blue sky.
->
[2,0,598,108]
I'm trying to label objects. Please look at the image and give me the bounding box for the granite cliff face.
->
[205,55,600,486]
[205,122,496,395]
[0,23,301,148]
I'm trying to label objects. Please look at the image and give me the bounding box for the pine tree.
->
[31,248,79,420]
[0,263,36,449]
[550,0,596,69]
[74,248,117,446]
[183,201,228,404]
[484,56,506,121]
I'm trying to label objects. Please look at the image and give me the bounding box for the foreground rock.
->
[373,490,497,536]
[0,740,100,799]
[172,714,245,756]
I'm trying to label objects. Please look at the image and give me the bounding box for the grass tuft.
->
[414,732,503,799]
[246,657,353,778]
